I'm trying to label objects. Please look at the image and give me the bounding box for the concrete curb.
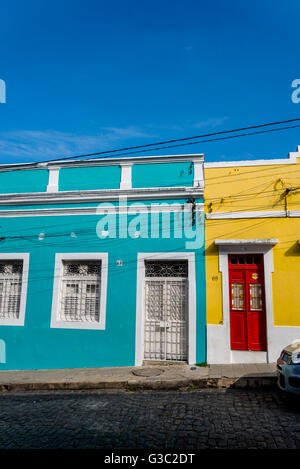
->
[0,375,277,392]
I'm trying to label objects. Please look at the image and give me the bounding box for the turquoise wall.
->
[0,209,206,370]
[0,169,48,193]
[0,159,206,370]
[132,162,194,188]
[0,162,194,194]
[59,166,121,191]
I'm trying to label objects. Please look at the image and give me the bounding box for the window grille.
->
[144,279,188,361]
[144,260,188,362]
[231,283,244,310]
[230,255,262,266]
[145,260,188,278]
[60,260,101,323]
[0,262,23,320]
[249,283,263,310]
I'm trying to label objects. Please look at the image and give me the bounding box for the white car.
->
[277,341,300,395]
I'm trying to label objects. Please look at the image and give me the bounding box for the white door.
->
[144,261,188,361]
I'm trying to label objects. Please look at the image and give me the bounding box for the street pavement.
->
[0,363,277,391]
[0,388,299,449]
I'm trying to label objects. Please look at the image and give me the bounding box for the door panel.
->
[144,278,188,361]
[246,270,267,351]
[229,270,247,350]
[144,280,165,361]
[165,280,188,361]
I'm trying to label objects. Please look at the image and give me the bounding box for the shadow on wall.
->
[204,242,218,257]
[284,242,300,257]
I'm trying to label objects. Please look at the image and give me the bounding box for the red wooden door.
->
[229,255,267,351]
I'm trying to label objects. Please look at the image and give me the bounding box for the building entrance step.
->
[142,360,186,366]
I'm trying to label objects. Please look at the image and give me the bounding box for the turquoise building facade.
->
[0,153,205,370]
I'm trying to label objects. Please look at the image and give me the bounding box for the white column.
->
[47,167,60,193]
[193,160,204,189]
[120,163,132,190]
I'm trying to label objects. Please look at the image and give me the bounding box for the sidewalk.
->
[0,363,277,392]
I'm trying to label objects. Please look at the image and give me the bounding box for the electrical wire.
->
[34,118,300,163]
[0,118,300,170]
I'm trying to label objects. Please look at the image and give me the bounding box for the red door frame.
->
[229,254,267,351]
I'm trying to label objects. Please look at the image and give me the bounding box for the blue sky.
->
[0,0,299,164]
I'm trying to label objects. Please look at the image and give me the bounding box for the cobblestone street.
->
[0,388,299,449]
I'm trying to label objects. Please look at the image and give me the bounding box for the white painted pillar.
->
[47,167,60,193]
[120,163,132,190]
[193,160,204,189]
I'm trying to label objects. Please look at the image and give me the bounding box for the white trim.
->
[230,351,268,364]
[120,164,132,190]
[46,167,60,193]
[206,210,287,219]
[289,211,300,217]
[204,146,300,168]
[0,253,29,327]
[193,160,205,189]
[0,153,204,173]
[0,203,204,218]
[97,203,204,214]
[135,252,196,366]
[215,239,278,246]
[0,186,204,205]
[206,209,300,219]
[50,253,108,330]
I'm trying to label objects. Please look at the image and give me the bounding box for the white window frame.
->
[50,253,108,330]
[0,253,29,326]
[135,252,196,366]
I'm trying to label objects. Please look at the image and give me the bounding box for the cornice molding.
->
[206,210,286,219]
[0,153,204,173]
[206,209,300,219]
[214,239,278,246]
[204,146,300,168]
[0,202,204,218]
[0,186,204,206]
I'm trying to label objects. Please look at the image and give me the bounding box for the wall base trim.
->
[207,323,300,363]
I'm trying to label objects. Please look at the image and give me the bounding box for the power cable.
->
[39,118,300,163]
[0,118,299,169]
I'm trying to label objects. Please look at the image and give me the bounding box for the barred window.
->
[249,283,263,310]
[231,283,244,310]
[60,261,101,323]
[0,261,23,320]
[145,260,188,278]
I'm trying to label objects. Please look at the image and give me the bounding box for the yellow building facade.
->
[204,145,300,364]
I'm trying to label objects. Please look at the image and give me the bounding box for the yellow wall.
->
[205,157,300,327]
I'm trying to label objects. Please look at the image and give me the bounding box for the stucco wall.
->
[0,169,49,193]
[204,152,300,363]
[0,209,206,370]
[59,166,121,191]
